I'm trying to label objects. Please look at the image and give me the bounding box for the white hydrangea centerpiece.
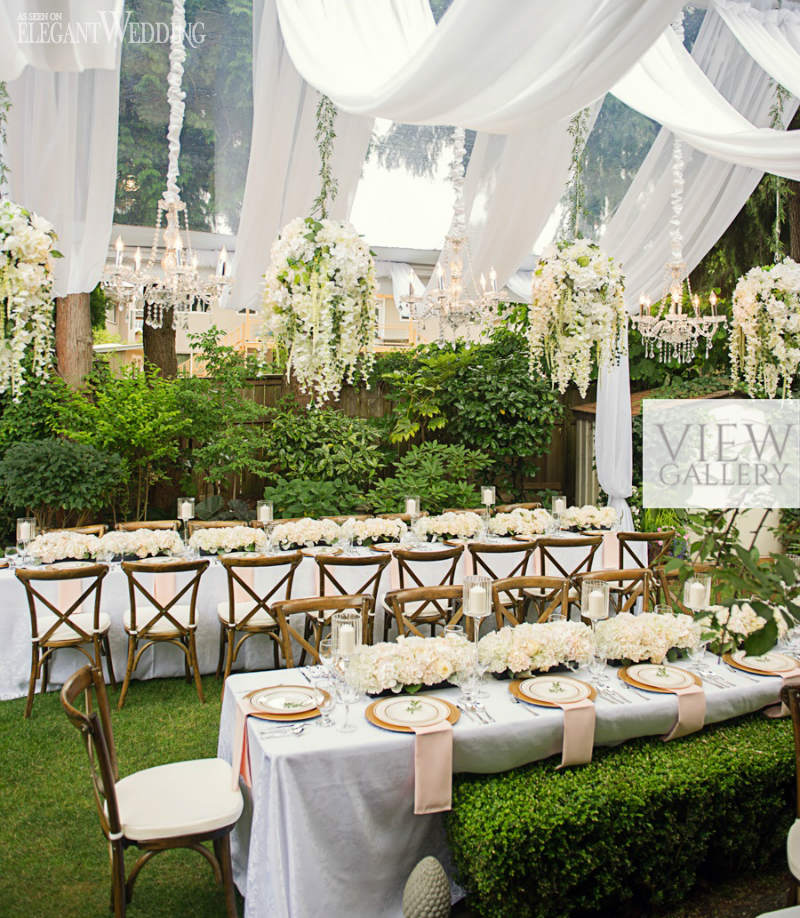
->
[97,528,183,559]
[270,517,341,550]
[559,504,618,532]
[340,516,407,546]
[528,239,627,397]
[28,531,100,564]
[489,508,554,538]
[0,200,60,396]
[730,258,800,398]
[478,621,594,676]
[189,525,266,554]
[412,511,483,542]
[260,216,377,402]
[594,612,700,664]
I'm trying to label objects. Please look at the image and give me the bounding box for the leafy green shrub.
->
[0,377,73,455]
[264,398,384,490]
[446,714,794,918]
[262,477,364,518]
[0,439,123,529]
[776,509,800,553]
[366,442,486,513]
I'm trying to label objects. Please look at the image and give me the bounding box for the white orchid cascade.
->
[0,82,59,397]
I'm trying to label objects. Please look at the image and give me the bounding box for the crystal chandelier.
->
[102,0,231,330]
[630,11,725,364]
[401,127,501,341]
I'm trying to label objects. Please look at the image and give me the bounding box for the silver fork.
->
[455,701,481,723]
[510,695,541,717]
[473,700,495,723]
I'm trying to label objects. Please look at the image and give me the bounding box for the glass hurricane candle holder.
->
[405,495,420,519]
[684,573,711,611]
[331,609,362,659]
[581,579,610,624]
[551,494,567,518]
[177,497,195,543]
[256,500,273,526]
[16,517,35,549]
[463,574,492,646]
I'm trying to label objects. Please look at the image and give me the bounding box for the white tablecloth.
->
[217,663,781,918]
[0,533,639,701]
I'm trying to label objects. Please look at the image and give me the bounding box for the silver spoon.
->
[257,724,305,739]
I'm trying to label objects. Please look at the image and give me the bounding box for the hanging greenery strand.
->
[0,82,11,196]
[563,106,592,240]
[768,79,791,262]
[310,95,339,219]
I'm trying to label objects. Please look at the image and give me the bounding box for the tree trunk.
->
[142,305,178,378]
[54,292,93,388]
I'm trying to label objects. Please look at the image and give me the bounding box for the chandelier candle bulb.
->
[480,273,486,292]
[134,247,141,272]
[114,235,124,267]
[489,267,497,292]
[216,245,228,277]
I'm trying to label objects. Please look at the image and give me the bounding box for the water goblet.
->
[588,646,607,680]
[688,639,709,671]
[4,546,18,567]
[654,603,673,616]
[444,624,466,642]
[335,681,359,733]
[319,637,335,675]
[312,682,336,728]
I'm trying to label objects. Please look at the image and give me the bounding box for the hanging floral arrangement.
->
[260,215,376,402]
[527,239,627,397]
[730,258,800,398]
[0,199,59,396]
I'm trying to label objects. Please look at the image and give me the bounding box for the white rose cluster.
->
[528,239,627,397]
[559,505,618,532]
[189,525,266,554]
[0,201,59,396]
[594,612,700,664]
[478,621,594,675]
[730,258,800,398]
[97,529,183,559]
[270,517,341,550]
[489,508,554,538]
[28,531,100,564]
[340,516,407,546]
[413,512,483,542]
[346,635,476,695]
[260,216,377,402]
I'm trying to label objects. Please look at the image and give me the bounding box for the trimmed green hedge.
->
[445,714,795,918]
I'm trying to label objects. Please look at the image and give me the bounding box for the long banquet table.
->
[0,532,641,701]
[217,662,782,918]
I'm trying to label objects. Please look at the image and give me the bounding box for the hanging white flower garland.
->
[528,239,627,398]
[260,216,376,402]
[0,199,59,396]
[730,258,800,399]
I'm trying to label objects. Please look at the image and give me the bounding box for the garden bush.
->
[263,477,365,518]
[0,438,123,529]
[445,713,795,918]
[366,442,486,513]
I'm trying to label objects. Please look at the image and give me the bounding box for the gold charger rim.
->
[618,664,702,693]
[723,651,797,675]
[244,684,328,721]
[509,676,597,707]
[365,695,459,733]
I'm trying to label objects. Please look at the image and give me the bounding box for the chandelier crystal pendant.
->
[102,0,232,330]
[630,11,726,365]
[401,127,501,341]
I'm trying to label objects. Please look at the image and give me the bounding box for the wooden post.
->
[54,292,93,389]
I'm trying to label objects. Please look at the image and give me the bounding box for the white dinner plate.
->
[731,650,797,673]
[519,676,591,704]
[372,696,451,728]
[46,560,95,570]
[248,685,318,715]
[627,663,695,690]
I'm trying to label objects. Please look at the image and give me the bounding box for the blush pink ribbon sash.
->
[58,578,84,613]
[762,669,800,718]
[231,692,261,789]
[232,566,255,605]
[152,571,177,607]
[601,532,619,569]
[412,721,453,814]
[662,684,706,740]
[555,698,596,768]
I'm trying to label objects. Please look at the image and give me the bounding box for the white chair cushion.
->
[115,757,243,842]
[123,603,192,635]
[788,818,800,881]
[217,600,276,627]
[37,611,111,643]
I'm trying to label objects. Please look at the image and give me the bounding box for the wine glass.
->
[335,680,359,733]
[688,638,709,671]
[312,682,335,728]
[318,637,335,676]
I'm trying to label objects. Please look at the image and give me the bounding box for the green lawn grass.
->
[0,675,239,918]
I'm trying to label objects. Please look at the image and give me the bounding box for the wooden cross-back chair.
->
[116,520,179,532]
[617,530,676,605]
[271,594,373,668]
[217,552,302,679]
[46,524,108,537]
[385,585,468,638]
[442,507,486,515]
[311,551,392,649]
[16,563,113,718]
[492,575,569,627]
[575,568,651,617]
[322,514,370,524]
[383,544,465,641]
[495,502,542,512]
[61,665,242,918]
[187,520,247,537]
[536,535,603,609]
[466,540,537,581]
[118,558,209,708]
[250,517,302,529]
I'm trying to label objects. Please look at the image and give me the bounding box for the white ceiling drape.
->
[274,0,684,133]
[2,1,123,297]
[228,0,374,311]
[713,0,800,98]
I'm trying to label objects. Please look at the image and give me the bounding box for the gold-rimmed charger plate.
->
[299,545,342,558]
[618,664,702,693]
[724,650,799,675]
[244,684,328,722]
[365,695,459,733]
[509,676,596,707]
